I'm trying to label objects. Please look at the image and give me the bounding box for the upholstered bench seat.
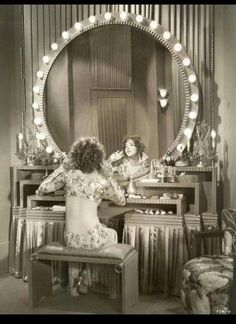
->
[181,255,233,314]
[28,242,139,314]
[36,241,134,261]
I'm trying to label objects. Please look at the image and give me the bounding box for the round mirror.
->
[33,12,199,161]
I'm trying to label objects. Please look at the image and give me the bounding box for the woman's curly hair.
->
[122,135,146,158]
[67,137,105,173]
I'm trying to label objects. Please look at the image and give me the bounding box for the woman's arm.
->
[103,176,126,206]
[37,165,66,195]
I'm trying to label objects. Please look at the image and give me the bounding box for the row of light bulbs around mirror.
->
[31,11,200,155]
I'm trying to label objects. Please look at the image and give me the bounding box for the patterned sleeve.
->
[130,158,150,179]
[103,176,126,206]
[37,165,66,195]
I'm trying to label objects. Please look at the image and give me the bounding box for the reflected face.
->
[125,139,137,157]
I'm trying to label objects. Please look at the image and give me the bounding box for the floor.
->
[0,274,186,314]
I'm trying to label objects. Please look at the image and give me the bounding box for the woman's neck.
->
[128,155,140,165]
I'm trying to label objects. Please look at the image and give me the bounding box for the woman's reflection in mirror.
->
[108,135,150,180]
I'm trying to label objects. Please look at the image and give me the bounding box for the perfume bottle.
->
[127,177,137,195]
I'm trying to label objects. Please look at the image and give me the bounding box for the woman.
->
[108,135,150,180]
[37,137,126,295]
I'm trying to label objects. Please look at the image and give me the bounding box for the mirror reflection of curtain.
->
[89,26,134,156]
[91,91,134,157]
[45,49,71,153]
[172,60,186,137]
[45,24,184,158]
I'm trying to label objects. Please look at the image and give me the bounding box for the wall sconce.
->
[159,89,168,98]
[159,98,168,108]
[158,89,168,109]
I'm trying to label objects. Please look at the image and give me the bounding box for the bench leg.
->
[122,252,139,314]
[28,258,52,308]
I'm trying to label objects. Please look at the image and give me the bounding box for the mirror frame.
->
[32,11,200,161]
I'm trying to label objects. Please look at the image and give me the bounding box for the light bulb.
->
[163,31,171,40]
[191,94,199,102]
[211,130,216,139]
[189,111,197,120]
[89,15,96,24]
[46,146,53,154]
[42,55,50,64]
[36,70,44,79]
[38,133,46,140]
[62,31,69,39]
[150,21,158,29]
[51,43,58,51]
[177,143,184,152]
[32,102,39,110]
[74,22,82,31]
[184,128,192,139]
[34,117,42,126]
[174,43,182,52]
[120,11,128,20]
[18,133,24,140]
[104,12,112,21]
[188,74,196,83]
[159,89,168,98]
[33,86,40,94]
[136,15,143,23]
[159,99,168,108]
[183,57,191,67]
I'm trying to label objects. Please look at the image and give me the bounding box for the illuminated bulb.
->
[33,86,40,94]
[18,133,24,140]
[104,12,112,21]
[38,133,46,140]
[159,99,168,108]
[34,117,42,126]
[32,102,39,110]
[159,89,168,98]
[36,70,44,79]
[189,111,197,120]
[184,128,192,139]
[74,22,82,31]
[188,74,196,83]
[62,31,69,39]
[191,94,199,102]
[211,130,216,139]
[51,43,58,50]
[163,31,171,40]
[183,57,191,67]
[120,11,128,20]
[42,55,50,64]
[150,21,158,29]
[89,15,96,24]
[136,15,143,23]
[46,146,53,154]
[36,132,41,139]
[177,143,185,152]
[174,43,182,52]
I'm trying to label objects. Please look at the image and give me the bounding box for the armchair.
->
[181,209,236,314]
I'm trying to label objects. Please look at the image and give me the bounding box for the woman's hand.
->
[35,188,44,196]
[109,150,124,163]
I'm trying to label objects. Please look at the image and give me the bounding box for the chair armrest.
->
[194,229,224,257]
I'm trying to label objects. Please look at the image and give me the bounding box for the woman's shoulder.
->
[67,168,107,183]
